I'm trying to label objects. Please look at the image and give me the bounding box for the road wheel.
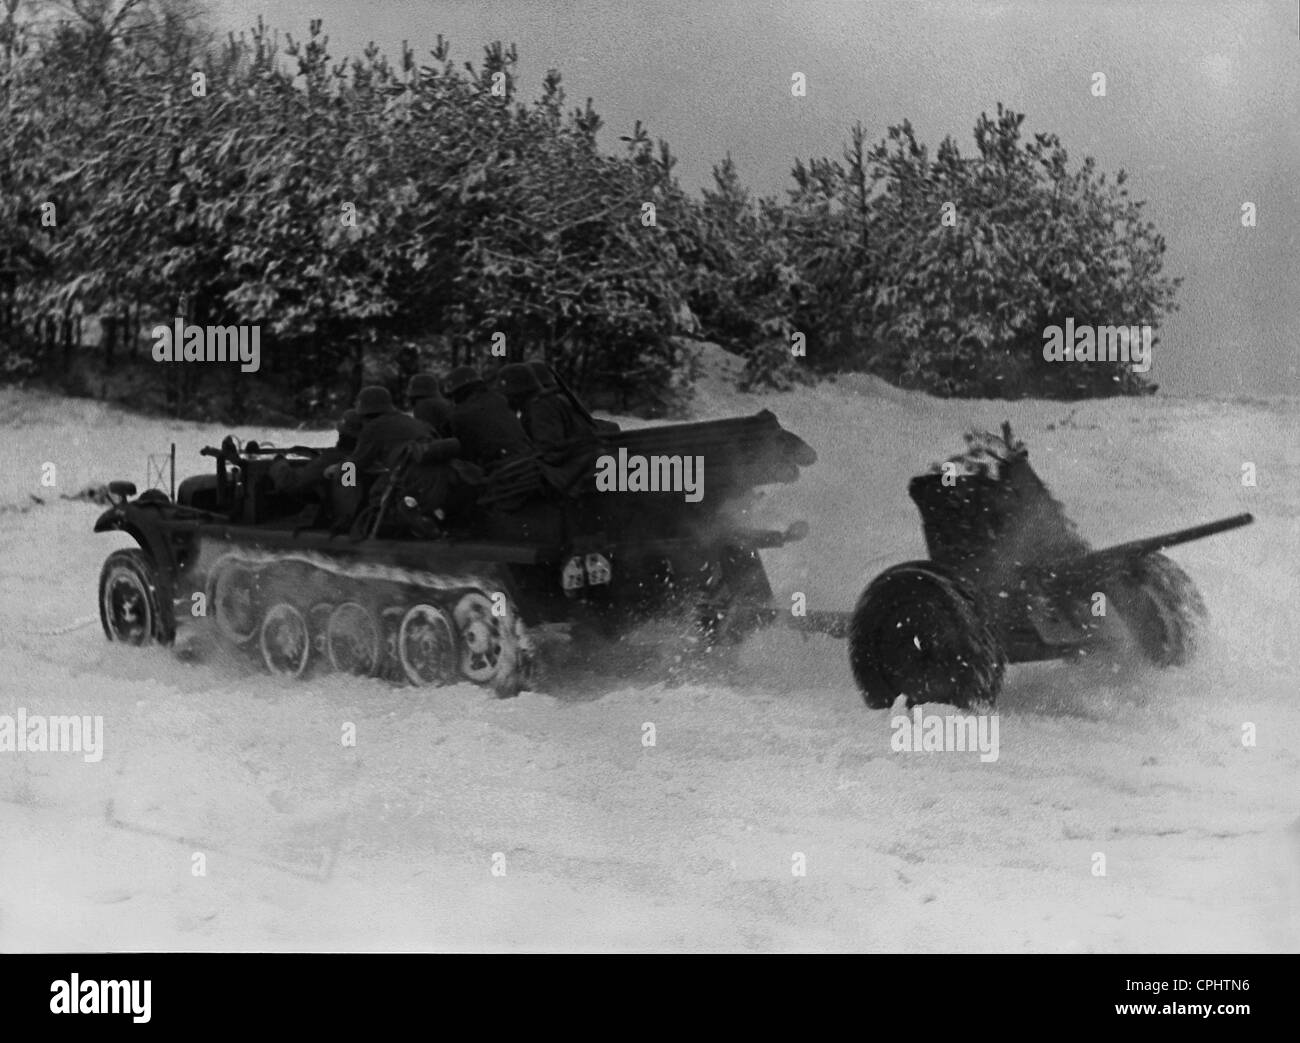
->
[326,601,382,676]
[259,602,310,679]
[397,604,458,686]
[208,555,258,646]
[453,591,523,696]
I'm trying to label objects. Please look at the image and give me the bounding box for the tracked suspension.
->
[199,548,533,696]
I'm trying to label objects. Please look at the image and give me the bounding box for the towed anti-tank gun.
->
[848,423,1252,708]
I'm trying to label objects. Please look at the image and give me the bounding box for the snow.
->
[1,373,1297,952]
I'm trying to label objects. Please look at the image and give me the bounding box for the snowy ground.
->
[1,367,1297,952]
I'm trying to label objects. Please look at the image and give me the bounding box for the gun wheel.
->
[1107,553,1206,667]
[327,602,382,676]
[260,602,310,679]
[397,604,457,686]
[849,561,1004,711]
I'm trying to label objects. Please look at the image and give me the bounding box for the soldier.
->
[315,385,432,533]
[406,372,452,436]
[518,361,608,590]
[323,385,430,488]
[392,435,482,536]
[526,359,558,390]
[444,364,532,470]
[520,360,597,454]
[509,360,600,496]
[496,362,543,420]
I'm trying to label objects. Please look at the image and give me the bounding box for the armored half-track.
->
[95,410,819,696]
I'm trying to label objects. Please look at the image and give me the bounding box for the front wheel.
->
[99,548,173,646]
[849,561,1004,711]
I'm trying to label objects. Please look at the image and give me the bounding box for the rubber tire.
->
[849,561,1004,711]
[1106,553,1206,667]
[99,548,173,645]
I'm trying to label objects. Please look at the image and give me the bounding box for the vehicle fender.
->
[92,507,178,601]
[93,506,123,533]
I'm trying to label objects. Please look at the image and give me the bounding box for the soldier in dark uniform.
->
[407,372,452,436]
[499,361,598,496]
[519,361,597,455]
[393,434,482,535]
[318,385,434,534]
[497,362,543,419]
[513,362,609,591]
[444,365,531,471]
[345,385,432,476]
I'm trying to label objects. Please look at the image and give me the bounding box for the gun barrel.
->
[1069,512,1253,574]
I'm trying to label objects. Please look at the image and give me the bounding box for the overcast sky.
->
[213,0,1299,397]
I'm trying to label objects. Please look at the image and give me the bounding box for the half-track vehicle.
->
[95,409,818,696]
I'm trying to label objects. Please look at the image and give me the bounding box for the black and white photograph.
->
[0,0,1296,973]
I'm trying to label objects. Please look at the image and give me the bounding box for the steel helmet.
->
[443,365,485,397]
[355,385,394,418]
[406,373,441,402]
[337,409,363,437]
[496,362,542,397]
[526,359,559,390]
